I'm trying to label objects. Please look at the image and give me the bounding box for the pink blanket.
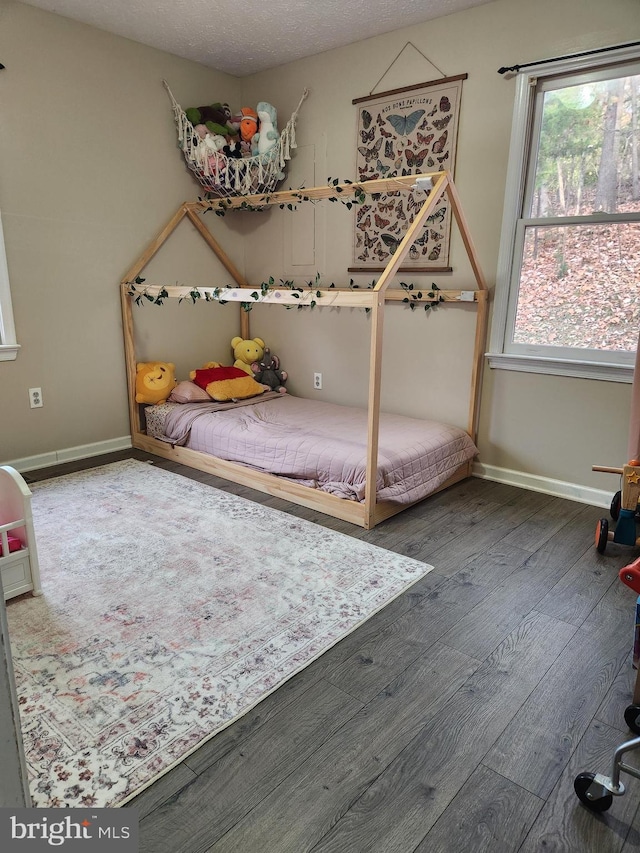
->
[159,395,477,504]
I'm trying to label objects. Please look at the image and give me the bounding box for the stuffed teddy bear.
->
[135,362,177,404]
[231,336,265,375]
[189,362,264,402]
[251,102,280,157]
[251,348,288,393]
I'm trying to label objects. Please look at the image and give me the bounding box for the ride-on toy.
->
[593,459,640,553]
[574,555,640,812]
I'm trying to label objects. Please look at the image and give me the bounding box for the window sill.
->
[0,344,20,362]
[487,352,633,383]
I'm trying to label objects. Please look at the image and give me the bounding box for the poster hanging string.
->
[369,42,446,95]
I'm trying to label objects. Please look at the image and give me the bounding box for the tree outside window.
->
[491,49,640,380]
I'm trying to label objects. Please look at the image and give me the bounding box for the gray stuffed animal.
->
[251,348,288,393]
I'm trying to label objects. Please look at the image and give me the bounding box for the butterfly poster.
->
[351,74,466,272]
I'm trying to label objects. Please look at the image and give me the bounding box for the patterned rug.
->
[6,460,433,809]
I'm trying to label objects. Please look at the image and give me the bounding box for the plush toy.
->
[251,102,280,157]
[189,362,264,402]
[227,111,243,135]
[185,102,238,138]
[194,132,227,173]
[135,362,176,404]
[231,336,265,375]
[251,348,288,393]
[238,107,258,143]
[223,139,243,159]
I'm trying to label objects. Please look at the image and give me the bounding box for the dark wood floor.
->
[24,450,640,852]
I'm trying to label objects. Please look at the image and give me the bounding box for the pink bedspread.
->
[158,395,477,504]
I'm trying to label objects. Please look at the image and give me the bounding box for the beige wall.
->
[2,0,639,499]
[0,1,243,462]
[240,0,640,496]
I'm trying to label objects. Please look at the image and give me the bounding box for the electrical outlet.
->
[313,372,322,390]
[29,387,43,408]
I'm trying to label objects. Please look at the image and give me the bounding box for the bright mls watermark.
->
[0,808,138,851]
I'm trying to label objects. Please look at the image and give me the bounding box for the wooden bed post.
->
[240,308,250,340]
[120,282,140,436]
[445,177,489,444]
[364,293,385,529]
[468,290,489,443]
[364,172,452,524]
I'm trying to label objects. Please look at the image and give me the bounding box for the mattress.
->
[146,395,478,504]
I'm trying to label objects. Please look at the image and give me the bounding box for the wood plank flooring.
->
[22,450,640,851]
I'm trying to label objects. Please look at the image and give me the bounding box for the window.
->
[490,45,640,381]
[0,211,19,361]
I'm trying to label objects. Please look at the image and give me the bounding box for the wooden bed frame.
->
[120,171,488,529]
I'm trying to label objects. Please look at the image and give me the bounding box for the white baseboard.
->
[2,437,132,474]
[473,462,613,509]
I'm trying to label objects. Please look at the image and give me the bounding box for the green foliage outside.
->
[515,72,640,353]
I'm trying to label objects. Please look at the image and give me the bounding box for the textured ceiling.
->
[18,0,495,77]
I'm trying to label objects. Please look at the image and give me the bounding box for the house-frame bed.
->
[120,171,488,529]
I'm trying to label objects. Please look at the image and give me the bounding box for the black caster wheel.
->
[624,704,640,735]
[595,518,609,554]
[574,772,613,811]
[610,490,621,521]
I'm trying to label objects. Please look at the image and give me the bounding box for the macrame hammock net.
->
[164,81,308,197]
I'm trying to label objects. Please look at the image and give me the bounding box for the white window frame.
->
[0,211,19,361]
[489,43,640,383]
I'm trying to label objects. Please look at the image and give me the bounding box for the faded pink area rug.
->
[7,460,433,808]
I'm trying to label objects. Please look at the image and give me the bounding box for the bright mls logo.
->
[0,808,138,850]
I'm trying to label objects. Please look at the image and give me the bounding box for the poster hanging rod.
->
[498,39,640,75]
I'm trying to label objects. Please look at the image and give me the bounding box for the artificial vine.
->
[200,177,371,217]
[127,275,444,314]
[400,281,445,312]
[129,278,169,305]
[128,274,326,312]
[130,175,447,316]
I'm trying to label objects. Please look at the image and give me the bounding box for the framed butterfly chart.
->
[350,74,466,272]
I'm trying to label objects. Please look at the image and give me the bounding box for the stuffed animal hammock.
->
[163,81,308,197]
